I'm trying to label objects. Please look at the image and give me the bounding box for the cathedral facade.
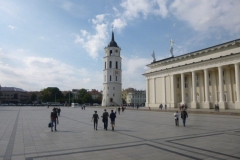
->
[143,39,240,109]
[102,31,122,106]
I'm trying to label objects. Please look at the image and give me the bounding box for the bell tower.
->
[102,31,122,106]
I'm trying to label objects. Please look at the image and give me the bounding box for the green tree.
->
[30,93,37,102]
[82,93,93,103]
[40,87,63,102]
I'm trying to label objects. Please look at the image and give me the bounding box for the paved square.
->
[0,107,240,160]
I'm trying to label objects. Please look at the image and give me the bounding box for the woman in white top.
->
[173,111,179,126]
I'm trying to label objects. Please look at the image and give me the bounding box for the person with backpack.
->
[102,109,109,130]
[109,110,116,131]
[50,108,59,132]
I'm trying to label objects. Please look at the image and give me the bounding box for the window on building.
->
[209,73,211,85]
[116,76,117,81]
[104,75,106,82]
[223,71,225,84]
[196,75,199,87]
[110,75,112,81]
[105,62,106,69]
[116,61,118,69]
[113,94,115,97]
[177,77,180,88]
[184,77,188,88]
[110,50,112,55]
[109,61,112,68]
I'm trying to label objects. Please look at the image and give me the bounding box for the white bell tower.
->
[102,30,122,106]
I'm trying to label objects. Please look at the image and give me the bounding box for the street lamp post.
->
[55,93,57,103]
[69,91,70,107]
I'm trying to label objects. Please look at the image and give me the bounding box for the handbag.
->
[48,122,54,128]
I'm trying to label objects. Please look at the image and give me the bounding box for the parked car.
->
[93,103,99,106]
[84,103,91,106]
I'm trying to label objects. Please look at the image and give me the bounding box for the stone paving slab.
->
[0,106,240,160]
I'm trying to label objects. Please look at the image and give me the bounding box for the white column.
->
[145,79,149,107]
[235,63,240,102]
[204,69,210,108]
[235,63,240,109]
[181,73,185,104]
[218,66,225,109]
[191,71,197,108]
[225,67,232,103]
[162,76,166,104]
[153,78,156,104]
[170,74,176,108]
[204,69,210,102]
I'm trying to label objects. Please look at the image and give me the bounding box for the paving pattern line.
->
[3,107,20,160]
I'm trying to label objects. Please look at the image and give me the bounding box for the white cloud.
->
[8,25,16,29]
[111,0,169,31]
[170,0,240,33]
[75,15,109,59]
[0,50,103,91]
[92,14,105,24]
[122,56,151,89]
[112,18,127,31]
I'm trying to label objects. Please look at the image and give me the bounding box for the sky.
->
[0,0,240,92]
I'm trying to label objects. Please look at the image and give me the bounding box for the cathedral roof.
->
[108,31,119,47]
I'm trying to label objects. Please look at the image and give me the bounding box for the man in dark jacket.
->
[102,109,109,130]
[181,109,188,127]
[109,110,116,131]
[92,111,99,130]
[50,108,58,131]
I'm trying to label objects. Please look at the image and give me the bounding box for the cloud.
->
[8,25,16,29]
[75,14,109,59]
[122,56,151,89]
[0,50,102,91]
[112,0,169,31]
[170,0,240,33]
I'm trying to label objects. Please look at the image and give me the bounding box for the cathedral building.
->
[102,31,122,106]
[143,39,240,109]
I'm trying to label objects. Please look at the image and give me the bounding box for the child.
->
[173,111,179,126]
[91,111,99,130]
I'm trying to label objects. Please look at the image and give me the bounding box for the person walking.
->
[159,104,163,110]
[165,104,167,110]
[181,109,188,127]
[102,109,109,130]
[109,110,116,131]
[58,107,61,116]
[173,111,179,126]
[50,108,59,132]
[118,107,121,114]
[91,111,99,130]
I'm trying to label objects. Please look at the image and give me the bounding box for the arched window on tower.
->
[116,61,118,69]
[110,75,112,81]
[109,61,112,68]
[110,50,112,55]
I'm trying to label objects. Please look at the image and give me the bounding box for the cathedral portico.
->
[143,39,240,110]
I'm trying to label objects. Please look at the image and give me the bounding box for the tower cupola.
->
[108,31,118,47]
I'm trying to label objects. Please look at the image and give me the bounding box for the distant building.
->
[126,90,146,106]
[122,88,135,103]
[0,87,29,104]
[88,89,102,100]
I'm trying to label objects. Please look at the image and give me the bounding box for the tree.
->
[82,93,93,103]
[40,87,63,102]
[30,93,37,102]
